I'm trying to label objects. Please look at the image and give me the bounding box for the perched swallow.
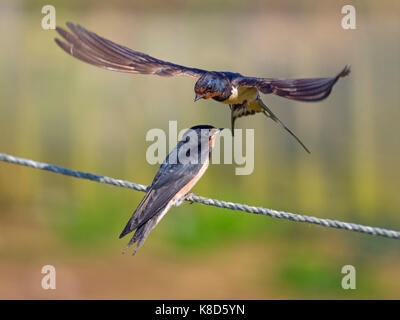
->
[55,22,351,153]
[119,125,221,255]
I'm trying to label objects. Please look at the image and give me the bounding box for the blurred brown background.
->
[0,0,399,299]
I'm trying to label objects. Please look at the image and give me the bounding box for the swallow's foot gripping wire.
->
[175,192,196,207]
[184,192,196,204]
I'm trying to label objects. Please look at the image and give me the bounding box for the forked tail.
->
[257,97,311,154]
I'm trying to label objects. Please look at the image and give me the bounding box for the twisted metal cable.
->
[1,152,399,240]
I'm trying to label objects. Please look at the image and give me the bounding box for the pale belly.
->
[222,86,259,105]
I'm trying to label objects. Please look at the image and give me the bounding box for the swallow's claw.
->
[175,198,184,207]
[185,192,196,204]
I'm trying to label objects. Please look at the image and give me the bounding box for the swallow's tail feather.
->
[119,216,136,239]
[256,97,311,153]
[123,218,157,256]
[119,188,155,239]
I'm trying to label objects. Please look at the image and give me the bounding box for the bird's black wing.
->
[119,164,198,239]
[55,22,207,78]
[234,66,350,102]
[119,140,209,239]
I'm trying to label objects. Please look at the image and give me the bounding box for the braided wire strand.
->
[1,152,399,240]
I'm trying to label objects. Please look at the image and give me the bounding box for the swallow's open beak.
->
[209,128,220,147]
[194,93,203,102]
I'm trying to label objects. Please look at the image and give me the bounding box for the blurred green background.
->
[0,0,399,299]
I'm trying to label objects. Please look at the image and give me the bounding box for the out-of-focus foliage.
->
[0,0,399,299]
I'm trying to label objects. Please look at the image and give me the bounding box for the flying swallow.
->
[55,22,351,153]
[119,125,221,255]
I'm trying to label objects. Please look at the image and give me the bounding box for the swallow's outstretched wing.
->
[55,22,207,78]
[119,141,209,254]
[233,66,350,102]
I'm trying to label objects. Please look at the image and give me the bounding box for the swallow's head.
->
[189,125,222,143]
[183,125,223,151]
[194,72,230,102]
[178,126,223,164]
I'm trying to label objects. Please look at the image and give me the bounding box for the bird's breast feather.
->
[222,86,258,104]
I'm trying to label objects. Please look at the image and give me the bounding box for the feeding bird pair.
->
[55,22,350,254]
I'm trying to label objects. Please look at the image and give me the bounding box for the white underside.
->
[222,86,259,104]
